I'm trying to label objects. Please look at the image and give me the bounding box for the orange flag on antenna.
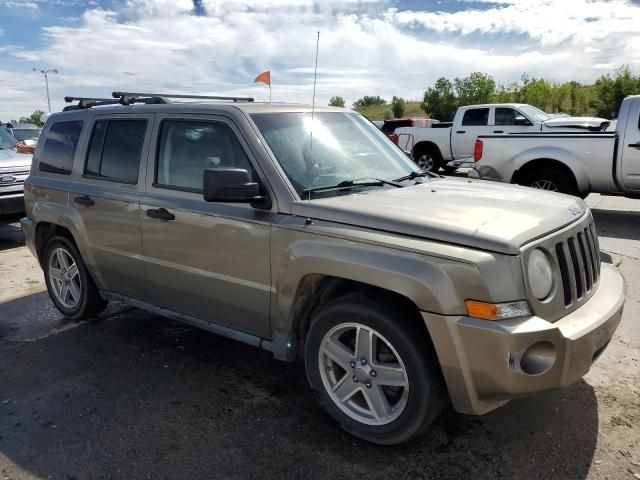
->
[254,70,271,86]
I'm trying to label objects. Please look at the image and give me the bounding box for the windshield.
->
[519,105,551,122]
[0,128,17,149]
[13,128,41,141]
[251,112,416,196]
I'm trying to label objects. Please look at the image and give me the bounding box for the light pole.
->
[33,68,58,113]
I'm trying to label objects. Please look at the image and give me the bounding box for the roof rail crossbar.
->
[63,96,122,111]
[112,91,255,103]
[63,95,169,110]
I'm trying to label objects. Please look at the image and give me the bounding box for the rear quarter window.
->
[39,121,84,174]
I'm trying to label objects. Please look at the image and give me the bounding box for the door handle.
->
[629,142,640,149]
[74,195,95,207]
[456,130,466,134]
[493,130,504,134]
[146,208,175,221]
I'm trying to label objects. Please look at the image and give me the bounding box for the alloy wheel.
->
[416,154,435,172]
[531,179,560,191]
[48,247,82,309]
[318,323,409,426]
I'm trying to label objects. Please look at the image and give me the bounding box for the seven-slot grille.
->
[554,220,600,307]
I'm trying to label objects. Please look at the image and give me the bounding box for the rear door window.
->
[461,108,490,126]
[39,121,84,174]
[85,119,147,184]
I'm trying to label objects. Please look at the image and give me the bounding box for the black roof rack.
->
[112,91,254,103]
[62,91,254,111]
[63,95,167,111]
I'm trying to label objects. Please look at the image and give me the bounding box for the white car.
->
[468,95,640,198]
[396,103,610,172]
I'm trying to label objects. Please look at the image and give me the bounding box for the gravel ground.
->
[0,195,638,480]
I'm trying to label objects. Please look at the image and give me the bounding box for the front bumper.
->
[0,192,25,215]
[422,262,625,415]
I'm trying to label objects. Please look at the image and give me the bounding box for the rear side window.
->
[85,119,147,184]
[461,108,489,126]
[39,121,83,174]
[155,120,253,192]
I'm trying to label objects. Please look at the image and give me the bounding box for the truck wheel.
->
[413,146,442,172]
[304,294,445,445]
[519,167,578,196]
[43,235,107,320]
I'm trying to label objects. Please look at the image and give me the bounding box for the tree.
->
[352,96,386,109]
[328,96,346,108]
[391,96,406,118]
[593,66,640,118]
[18,110,46,127]
[421,77,457,121]
[454,72,496,106]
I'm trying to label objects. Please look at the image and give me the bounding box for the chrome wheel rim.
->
[48,247,82,309]
[531,179,559,191]
[318,323,409,426]
[416,154,435,172]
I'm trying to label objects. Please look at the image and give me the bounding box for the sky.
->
[0,0,639,120]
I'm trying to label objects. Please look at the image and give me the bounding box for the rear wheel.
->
[413,145,442,172]
[519,166,579,196]
[43,236,107,320]
[304,294,445,445]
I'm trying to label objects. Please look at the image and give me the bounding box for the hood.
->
[292,178,586,254]
[543,116,610,131]
[0,148,32,169]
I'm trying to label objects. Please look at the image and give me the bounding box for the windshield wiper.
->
[302,177,403,194]
[393,170,439,182]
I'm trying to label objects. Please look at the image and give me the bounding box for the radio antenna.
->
[305,30,320,226]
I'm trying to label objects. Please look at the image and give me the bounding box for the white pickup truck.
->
[396,103,610,172]
[469,95,640,198]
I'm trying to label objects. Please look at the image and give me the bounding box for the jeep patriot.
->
[21,92,626,445]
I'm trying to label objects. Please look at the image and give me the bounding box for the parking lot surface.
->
[0,195,639,480]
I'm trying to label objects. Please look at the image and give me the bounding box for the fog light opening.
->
[520,341,556,376]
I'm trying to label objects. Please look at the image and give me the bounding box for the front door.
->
[70,114,152,301]
[620,100,640,191]
[140,116,273,339]
[452,107,491,159]
[492,107,537,135]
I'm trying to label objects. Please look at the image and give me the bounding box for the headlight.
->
[528,249,553,299]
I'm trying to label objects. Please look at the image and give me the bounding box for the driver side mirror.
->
[203,168,270,209]
[514,117,533,126]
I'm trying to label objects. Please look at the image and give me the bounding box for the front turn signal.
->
[465,300,531,321]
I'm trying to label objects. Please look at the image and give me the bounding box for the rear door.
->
[451,107,491,159]
[140,114,273,339]
[70,114,153,301]
[620,100,640,191]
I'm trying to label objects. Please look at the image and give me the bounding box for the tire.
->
[413,145,443,173]
[519,166,579,196]
[43,235,107,320]
[304,294,445,445]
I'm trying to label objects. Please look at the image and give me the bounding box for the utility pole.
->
[33,68,58,113]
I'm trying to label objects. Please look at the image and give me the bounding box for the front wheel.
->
[304,294,445,445]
